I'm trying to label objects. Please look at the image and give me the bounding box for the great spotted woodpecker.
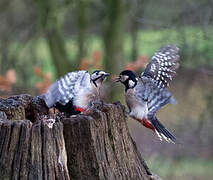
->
[116,45,180,143]
[42,70,110,115]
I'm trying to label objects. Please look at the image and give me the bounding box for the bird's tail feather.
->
[150,116,178,144]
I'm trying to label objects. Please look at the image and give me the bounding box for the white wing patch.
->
[150,64,156,72]
[142,45,179,89]
[44,70,91,108]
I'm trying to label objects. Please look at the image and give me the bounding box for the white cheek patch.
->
[91,71,106,81]
[128,80,135,88]
[91,74,96,80]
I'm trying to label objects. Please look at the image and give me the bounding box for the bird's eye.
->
[96,72,99,75]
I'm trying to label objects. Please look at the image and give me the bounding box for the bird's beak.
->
[114,76,120,82]
[104,73,110,77]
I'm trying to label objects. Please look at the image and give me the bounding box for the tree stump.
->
[0,94,152,180]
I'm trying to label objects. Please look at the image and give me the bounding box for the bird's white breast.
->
[73,83,99,109]
[74,86,91,108]
[125,89,148,120]
[129,103,148,120]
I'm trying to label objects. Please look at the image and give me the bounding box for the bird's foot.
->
[124,110,129,119]
[89,100,103,110]
[83,108,93,115]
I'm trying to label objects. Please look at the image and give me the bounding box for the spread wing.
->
[134,77,176,117]
[43,70,91,108]
[147,87,176,118]
[141,45,179,89]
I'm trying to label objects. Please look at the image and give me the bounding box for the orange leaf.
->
[92,50,102,63]
[34,66,44,78]
[79,58,90,70]
[33,66,52,94]
[125,55,148,72]
[0,69,16,92]
[5,69,16,84]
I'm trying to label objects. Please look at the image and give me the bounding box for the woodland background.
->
[0,0,213,179]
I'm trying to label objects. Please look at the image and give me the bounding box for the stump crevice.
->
[0,94,152,180]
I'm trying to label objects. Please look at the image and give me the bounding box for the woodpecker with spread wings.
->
[116,45,180,143]
[42,70,110,115]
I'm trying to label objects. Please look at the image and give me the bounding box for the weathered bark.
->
[0,95,153,180]
[63,102,150,180]
[0,119,69,180]
[0,95,69,180]
[0,94,48,121]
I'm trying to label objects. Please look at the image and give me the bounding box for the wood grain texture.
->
[0,119,70,180]
[63,102,151,180]
[0,95,152,180]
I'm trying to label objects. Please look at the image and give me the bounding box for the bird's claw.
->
[89,100,103,110]
[124,110,129,119]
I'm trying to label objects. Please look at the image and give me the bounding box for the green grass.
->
[147,157,213,180]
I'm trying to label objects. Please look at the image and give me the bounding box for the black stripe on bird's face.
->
[91,70,110,87]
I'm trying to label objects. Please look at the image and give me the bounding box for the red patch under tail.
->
[136,118,155,130]
[75,106,85,112]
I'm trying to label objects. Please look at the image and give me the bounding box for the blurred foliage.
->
[1,0,213,88]
[0,0,213,179]
[33,66,52,94]
[2,28,213,89]
[0,69,16,92]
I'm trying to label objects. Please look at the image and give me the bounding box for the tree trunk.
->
[76,0,88,65]
[63,102,151,180]
[103,0,126,101]
[0,119,70,180]
[35,0,72,77]
[0,94,154,180]
[0,95,69,180]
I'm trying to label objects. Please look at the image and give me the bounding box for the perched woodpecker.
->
[42,70,110,115]
[116,45,180,143]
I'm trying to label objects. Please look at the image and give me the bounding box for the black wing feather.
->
[42,70,89,108]
[142,45,180,88]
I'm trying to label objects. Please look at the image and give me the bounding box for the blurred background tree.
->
[0,0,213,179]
[102,0,126,101]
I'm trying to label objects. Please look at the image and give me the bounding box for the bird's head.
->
[91,70,110,87]
[115,70,138,91]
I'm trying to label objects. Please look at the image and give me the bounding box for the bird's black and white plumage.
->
[41,70,110,115]
[117,45,180,143]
